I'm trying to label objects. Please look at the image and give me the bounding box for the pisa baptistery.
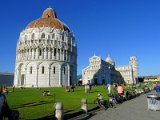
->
[14,7,77,87]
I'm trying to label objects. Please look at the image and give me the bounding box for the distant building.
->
[14,7,77,87]
[143,75,160,83]
[115,56,138,84]
[82,55,138,85]
[0,72,14,86]
[82,55,124,85]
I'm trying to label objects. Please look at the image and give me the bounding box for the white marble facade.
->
[115,56,138,84]
[82,55,138,85]
[14,8,77,87]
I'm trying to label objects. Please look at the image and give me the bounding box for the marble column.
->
[48,48,51,59]
[68,65,70,86]
[29,49,31,60]
[44,48,47,59]
[32,49,35,60]
[18,68,21,86]
[59,65,61,86]
[48,67,51,86]
[24,68,27,87]
[36,67,39,87]
[52,48,55,59]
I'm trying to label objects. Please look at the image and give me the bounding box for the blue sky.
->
[0,0,160,76]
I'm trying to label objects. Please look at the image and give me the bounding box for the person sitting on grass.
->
[43,91,50,96]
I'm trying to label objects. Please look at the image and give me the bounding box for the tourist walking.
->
[117,84,124,95]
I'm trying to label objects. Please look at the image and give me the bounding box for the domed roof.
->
[26,7,70,32]
[106,55,115,65]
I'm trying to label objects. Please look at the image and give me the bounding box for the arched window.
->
[64,50,66,60]
[64,67,65,74]
[31,33,35,40]
[39,49,42,56]
[48,35,50,40]
[62,35,64,41]
[42,66,44,74]
[53,66,55,74]
[30,67,32,74]
[54,48,56,57]
[41,33,45,39]
[52,34,55,39]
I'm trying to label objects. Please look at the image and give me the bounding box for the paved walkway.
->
[74,91,160,120]
[89,92,160,120]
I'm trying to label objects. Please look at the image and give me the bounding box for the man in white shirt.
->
[108,84,111,94]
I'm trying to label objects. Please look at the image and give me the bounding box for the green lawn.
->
[6,83,151,119]
[6,86,109,119]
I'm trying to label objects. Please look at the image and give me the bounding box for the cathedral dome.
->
[106,55,115,66]
[26,8,70,32]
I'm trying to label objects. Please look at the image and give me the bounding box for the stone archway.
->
[49,62,60,86]
[61,63,69,86]
[70,65,75,86]
[17,63,25,87]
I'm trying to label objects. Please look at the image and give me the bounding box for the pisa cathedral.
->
[82,55,138,85]
[14,8,77,87]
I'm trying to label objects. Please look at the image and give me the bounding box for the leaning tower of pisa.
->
[130,56,138,83]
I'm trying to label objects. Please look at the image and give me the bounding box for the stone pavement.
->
[71,91,160,120]
[89,91,160,120]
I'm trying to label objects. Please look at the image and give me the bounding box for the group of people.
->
[66,85,75,92]
[43,91,50,96]
[97,83,124,109]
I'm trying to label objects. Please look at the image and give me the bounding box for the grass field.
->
[6,83,150,119]
[6,86,109,119]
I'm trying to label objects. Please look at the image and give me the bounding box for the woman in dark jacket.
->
[0,86,12,120]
